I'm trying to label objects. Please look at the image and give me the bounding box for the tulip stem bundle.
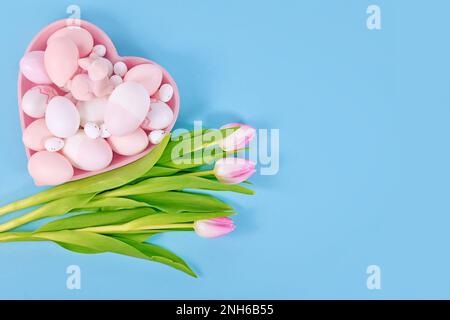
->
[184,170,215,177]
[0,124,256,277]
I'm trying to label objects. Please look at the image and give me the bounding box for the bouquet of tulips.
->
[0,124,256,277]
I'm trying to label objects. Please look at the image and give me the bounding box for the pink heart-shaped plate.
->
[18,19,180,183]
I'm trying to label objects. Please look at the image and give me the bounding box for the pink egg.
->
[70,74,94,101]
[28,151,74,186]
[22,118,54,151]
[63,130,113,171]
[104,82,150,136]
[88,58,109,81]
[47,27,94,58]
[124,64,163,95]
[78,57,94,70]
[20,51,52,84]
[92,77,114,97]
[107,128,149,156]
[44,37,79,87]
[21,85,58,118]
[45,96,80,138]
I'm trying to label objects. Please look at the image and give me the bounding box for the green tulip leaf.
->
[139,166,181,179]
[157,127,238,165]
[80,211,233,234]
[123,211,235,231]
[36,208,157,232]
[100,176,254,198]
[128,191,233,213]
[56,242,103,254]
[32,230,196,277]
[0,194,95,232]
[114,236,197,277]
[77,197,151,212]
[109,232,157,242]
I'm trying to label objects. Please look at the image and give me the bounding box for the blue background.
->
[0,0,447,299]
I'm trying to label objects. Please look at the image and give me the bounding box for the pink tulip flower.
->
[220,123,256,152]
[194,217,236,238]
[214,157,256,184]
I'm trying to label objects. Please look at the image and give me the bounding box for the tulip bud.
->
[194,217,235,238]
[220,123,256,152]
[214,157,256,184]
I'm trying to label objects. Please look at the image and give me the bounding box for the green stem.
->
[79,223,194,234]
[0,232,39,243]
[0,208,53,233]
[0,195,45,217]
[0,194,94,233]
[183,170,215,177]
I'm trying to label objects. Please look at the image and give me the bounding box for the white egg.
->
[148,130,166,144]
[141,101,174,130]
[104,82,150,136]
[157,84,174,102]
[44,137,65,152]
[84,122,101,139]
[113,61,128,77]
[77,98,108,126]
[100,123,112,138]
[110,75,123,87]
[45,96,80,138]
[21,86,57,118]
[92,44,106,57]
[63,130,113,171]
